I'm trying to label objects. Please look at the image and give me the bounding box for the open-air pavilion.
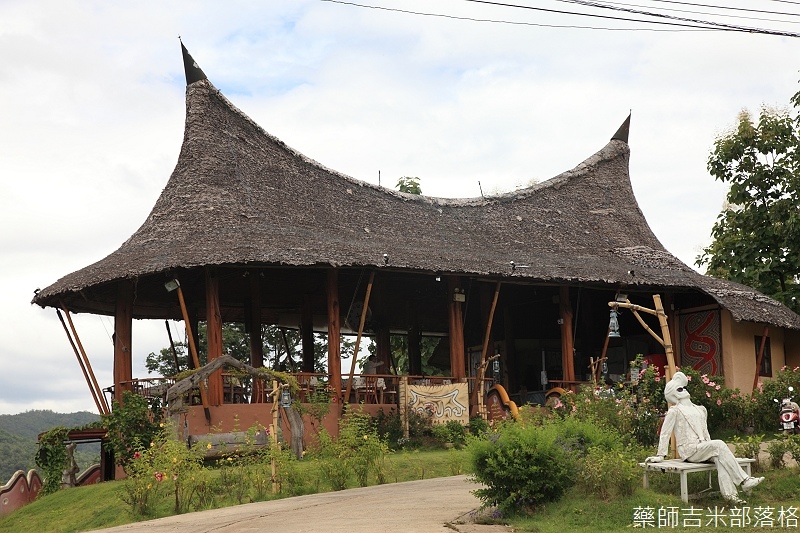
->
[32,44,800,456]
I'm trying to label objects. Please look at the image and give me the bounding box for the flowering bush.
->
[750,366,800,433]
[120,421,207,516]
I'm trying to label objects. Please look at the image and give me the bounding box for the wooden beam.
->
[326,269,342,400]
[473,281,501,414]
[754,326,769,392]
[57,308,108,415]
[345,271,375,402]
[249,272,263,368]
[447,276,466,380]
[206,268,224,406]
[559,286,575,384]
[301,295,315,373]
[114,280,134,404]
[173,281,210,421]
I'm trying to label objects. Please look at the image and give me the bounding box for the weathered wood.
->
[559,286,575,384]
[57,308,107,414]
[754,326,769,391]
[206,268,224,406]
[166,355,287,406]
[345,270,375,403]
[447,276,466,380]
[283,405,305,459]
[327,269,342,398]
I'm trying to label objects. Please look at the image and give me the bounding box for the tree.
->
[696,103,800,309]
[396,176,422,195]
[146,323,354,377]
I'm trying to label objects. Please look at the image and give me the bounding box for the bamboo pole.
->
[174,283,210,422]
[56,309,108,415]
[754,326,769,392]
[472,281,501,416]
[165,320,181,374]
[344,271,375,403]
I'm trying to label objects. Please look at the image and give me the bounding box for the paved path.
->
[89,475,508,533]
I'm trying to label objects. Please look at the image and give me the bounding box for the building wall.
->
[785,329,800,368]
[720,309,785,393]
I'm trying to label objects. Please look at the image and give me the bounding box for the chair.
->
[356,376,379,404]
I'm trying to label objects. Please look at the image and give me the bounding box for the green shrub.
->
[577,446,641,500]
[104,391,165,470]
[468,420,576,514]
[766,438,789,470]
[731,434,764,472]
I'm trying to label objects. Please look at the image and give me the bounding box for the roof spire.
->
[180,39,207,86]
[611,113,631,143]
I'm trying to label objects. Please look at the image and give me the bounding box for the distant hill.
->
[0,410,101,482]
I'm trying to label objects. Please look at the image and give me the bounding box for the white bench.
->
[639,458,755,503]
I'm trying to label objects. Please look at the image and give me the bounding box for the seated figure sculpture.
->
[645,371,763,504]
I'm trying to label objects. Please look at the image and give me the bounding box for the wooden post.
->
[301,295,315,373]
[472,281,501,415]
[652,295,677,380]
[559,286,576,385]
[173,281,210,421]
[447,276,466,380]
[754,326,769,391]
[56,309,108,415]
[114,280,134,404]
[326,269,342,401]
[345,271,375,403]
[206,268,224,406]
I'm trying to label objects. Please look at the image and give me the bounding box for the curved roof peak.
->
[180,40,207,86]
[611,113,631,143]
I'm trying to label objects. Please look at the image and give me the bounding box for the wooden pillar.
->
[249,273,263,368]
[447,276,466,380]
[408,320,422,376]
[206,268,224,406]
[113,280,134,404]
[376,325,392,371]
[326,269,342,396]
[301,295,315,373]
[559,286,576,385]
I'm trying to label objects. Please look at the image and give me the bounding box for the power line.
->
[321,0,722,32]
[595,0,800,24]
[463,0,800,36]
[636,0,800,18]
[555,0,800,36]
[323,0,800,36]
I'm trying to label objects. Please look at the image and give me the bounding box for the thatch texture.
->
[32,73,800,330]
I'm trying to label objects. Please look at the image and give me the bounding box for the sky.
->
[2,0,799,415]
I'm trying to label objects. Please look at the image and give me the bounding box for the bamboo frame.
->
[56,308,109,415]
[344,271,375,403]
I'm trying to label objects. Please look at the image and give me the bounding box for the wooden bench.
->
[639,458,755,503]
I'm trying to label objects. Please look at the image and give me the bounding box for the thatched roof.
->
[32,47,800,330]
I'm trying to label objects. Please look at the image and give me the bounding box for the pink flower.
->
[172,473,178,481]
[731,394,737,399]
[133,451,141,459]
[716,399,722,406]
[715,385,720,390]
[706,392,711,398]
[687,376,692,381]
[708,381,716,387]
[655,377,661,382]
[154,471,164,482]
[702,377,709,384]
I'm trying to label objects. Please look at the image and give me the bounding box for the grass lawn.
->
[502,466,800,532]
[0,448,470,533]
[4,447,799,533]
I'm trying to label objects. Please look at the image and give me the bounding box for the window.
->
[754,336,772,377]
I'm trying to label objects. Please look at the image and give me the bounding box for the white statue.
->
[645,371,763,504]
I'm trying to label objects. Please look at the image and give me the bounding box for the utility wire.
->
[594,0,800,23]
[554,0,800,36]
[322,0,721,31]
[636,0,800,18]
